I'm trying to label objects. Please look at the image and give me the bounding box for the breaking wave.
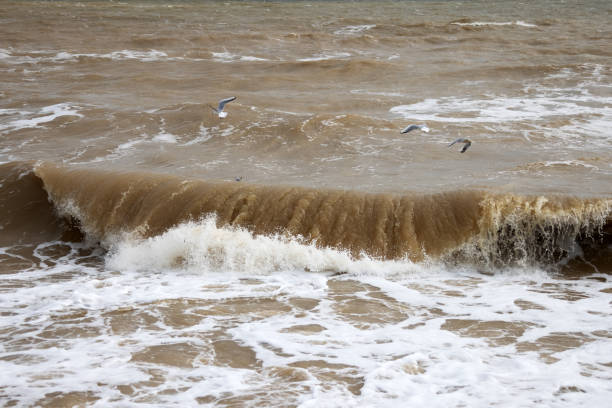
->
[1,162,609,274]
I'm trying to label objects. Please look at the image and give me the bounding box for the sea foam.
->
[0,103,83,133]
[1,222,611,407]
[106,216,419,276]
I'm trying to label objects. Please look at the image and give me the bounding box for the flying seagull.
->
[210,96,237,118]
[448,138,472,153]
[401,124,430,134]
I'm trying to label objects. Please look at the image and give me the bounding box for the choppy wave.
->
[212,51,270,63]
[0,48,171,64]
[1,162,609,273]
[451,20,537,28]
[271,58,397,77]
[333,25,376,36]
[297,52,352,62]
[390,93,611,123]
[390,81,612,150]
[0,103,83,133]
[515,160,601,172]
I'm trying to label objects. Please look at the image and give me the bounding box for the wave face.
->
[6,163,602,272]
[0,162,70,246]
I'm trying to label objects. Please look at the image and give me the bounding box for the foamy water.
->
[212,51,270,63]
[451,21,537,28]
[0,103,83,133]
[0,48,171,64]
[1,219,611,406]
[333,25,376,36]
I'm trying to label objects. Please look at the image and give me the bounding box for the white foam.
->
[298,52,351,62]
[81,125,181,164]
[0,49,170,64]
[117,137,146,150]
[211,51,236,62]
[351,89,405,97]
[212,51,269,63]
[540,160,599,171]
[0,108,28,116]
[0,103,83,133]
[239,55,268,62]
[152,132,177,143]
[106,216,419,276]
[390,94,612,124]
[219,124,236,137]
[1,223,611,406]
[389,76,612,152]
[51,51,81,62]
[334,25,376,35]
[109,49,168,61]
[0,48,43,64]
[321,115,347,127]
[392,65,612,153]
[452,21,537,28]
[180,125,213,146]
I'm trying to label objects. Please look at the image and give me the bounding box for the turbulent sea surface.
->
[1,0,611,406]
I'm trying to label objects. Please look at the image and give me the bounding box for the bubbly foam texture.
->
[180,125,213,146]
[390,65,612,151]
[105,49,168,61]
[298,52,352,62]
[107,216,418,276]
[1,227,611,406]
[0,48,170,64]
[212,51,270,63]
[0,103,83,133]
[152,132,177,144]
[451,21,537,27]
[390,92,610,126]
[334,25,376,35]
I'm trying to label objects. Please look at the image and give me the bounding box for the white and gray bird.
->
[401,124,430,134]
[210,96,237,118]
[448,138,472,153]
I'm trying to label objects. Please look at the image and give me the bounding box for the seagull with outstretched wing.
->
[448,138,472,153]
[210,96,237,118]
[400,124,430,134]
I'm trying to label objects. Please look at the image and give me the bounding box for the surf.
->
[3,162,609,273]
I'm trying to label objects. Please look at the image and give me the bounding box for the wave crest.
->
[2,162,609,273]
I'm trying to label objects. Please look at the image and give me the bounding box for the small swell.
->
[271,58,398,77]
[129,36,186,49]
